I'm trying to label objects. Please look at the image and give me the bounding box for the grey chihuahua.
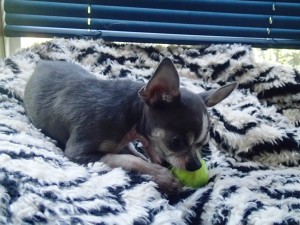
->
[24,58,237,193]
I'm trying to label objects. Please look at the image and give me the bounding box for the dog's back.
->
[24,60,143,147]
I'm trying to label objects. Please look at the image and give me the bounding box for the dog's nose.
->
[186,158,202,171]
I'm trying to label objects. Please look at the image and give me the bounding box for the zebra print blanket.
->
[0,38,300,225]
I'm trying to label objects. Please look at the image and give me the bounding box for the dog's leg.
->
[67,146,181,193]
[64,130,104,164]
[64,130,181,194]
[101,154,181,194]
[65,142,104,164]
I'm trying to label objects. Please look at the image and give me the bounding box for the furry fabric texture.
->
[0,38,300,225]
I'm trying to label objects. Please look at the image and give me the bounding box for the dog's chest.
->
[98,127,143,153]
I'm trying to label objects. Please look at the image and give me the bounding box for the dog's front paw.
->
[150,164,182,194]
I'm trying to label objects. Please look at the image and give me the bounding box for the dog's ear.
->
[139,58,180,105]
[200,82,238,107]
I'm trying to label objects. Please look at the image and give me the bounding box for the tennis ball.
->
[170,159,209,188]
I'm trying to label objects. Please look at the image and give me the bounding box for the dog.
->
[24,58,237,193]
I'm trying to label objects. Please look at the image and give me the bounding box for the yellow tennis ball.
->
[170,159,209,188]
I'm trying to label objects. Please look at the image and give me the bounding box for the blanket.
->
[0,38,300,225]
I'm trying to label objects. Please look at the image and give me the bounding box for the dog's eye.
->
[169,136,187,151]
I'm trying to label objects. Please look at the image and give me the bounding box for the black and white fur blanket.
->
[0,38,300,225]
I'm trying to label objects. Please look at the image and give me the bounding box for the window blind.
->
[4,0,300,48]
